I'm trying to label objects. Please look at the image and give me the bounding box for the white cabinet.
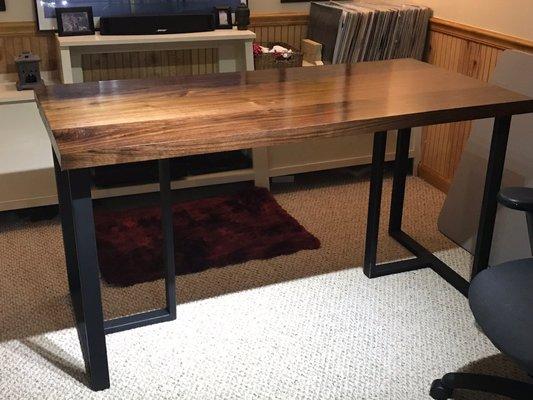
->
[0,100,57,211]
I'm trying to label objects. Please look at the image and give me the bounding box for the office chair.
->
[430,187,533,399]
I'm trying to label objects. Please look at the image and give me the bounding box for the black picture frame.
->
[214,7,233,29]
[56,7,95,37]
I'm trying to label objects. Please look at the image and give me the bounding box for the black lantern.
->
[15,52,43,91]
[235,2,250,31]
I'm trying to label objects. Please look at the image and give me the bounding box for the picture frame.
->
[214,7,233,29]
[55,7,95,37]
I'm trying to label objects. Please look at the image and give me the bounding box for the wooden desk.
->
[36,59,533,391]
[55,29,275,189]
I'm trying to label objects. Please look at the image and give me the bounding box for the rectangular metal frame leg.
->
[103,159,177,334]
[54,155,178,390]
[363,131,388,278]
[160,159,177,319]
[362,129,469,297]
[471,116,512,278]
[54,155,110,391]
[389,128,411,233]
[53,152,81,301]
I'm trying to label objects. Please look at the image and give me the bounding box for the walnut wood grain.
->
[36,59,533,171]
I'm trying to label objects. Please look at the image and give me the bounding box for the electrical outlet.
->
[0,0,6,12]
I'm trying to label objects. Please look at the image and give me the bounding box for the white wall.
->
[0,0,35,22]
[250,0,309,13]
[405,0,533,40]
[1,0,532,40]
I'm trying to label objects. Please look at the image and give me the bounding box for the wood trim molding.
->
[417,164,451,193]
[430,17,533,53]
[0,21,39,36]
[250,13,309,27]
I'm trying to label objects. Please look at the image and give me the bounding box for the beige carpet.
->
[0,173,529,399]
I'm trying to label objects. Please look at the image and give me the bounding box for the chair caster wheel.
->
[430,379,453,399]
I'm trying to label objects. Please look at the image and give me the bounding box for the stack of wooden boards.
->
[308,1,431,64]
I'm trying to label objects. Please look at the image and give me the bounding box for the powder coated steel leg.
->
[389,128,411,234]
[103,159,177,334]
[361,130,465,295]
[471,115,512,278]
[53,152,81,301]
[159,159,177,319]
[363,131,388,278]
[54,156,179,390]
[54,157,110,391]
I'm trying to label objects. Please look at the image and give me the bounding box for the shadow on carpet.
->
[95,187,321,287]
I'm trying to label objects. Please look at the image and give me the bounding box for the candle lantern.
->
[15,52,43,91]
[235,2,250,30]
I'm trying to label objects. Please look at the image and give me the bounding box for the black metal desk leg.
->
[56,164,110,391]
[53,153,81,299]
[471,115,512,278]
[363,131,388,278]
[102,159,176,335]
[159,159,177,319]
[389,128,411,234]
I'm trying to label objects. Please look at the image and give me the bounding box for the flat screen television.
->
[35,0,247,31]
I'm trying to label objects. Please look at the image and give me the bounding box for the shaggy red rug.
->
[94,187,320,287]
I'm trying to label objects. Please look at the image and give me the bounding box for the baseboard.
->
[417,164,450,193]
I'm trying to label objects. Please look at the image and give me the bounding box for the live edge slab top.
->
[36,58,533,171]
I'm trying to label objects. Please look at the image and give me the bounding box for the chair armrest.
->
[498,187,533,212]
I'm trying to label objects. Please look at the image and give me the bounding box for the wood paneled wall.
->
[250,13,308,50]
[0,22,56,74]
[420,18,533,192]
[81,49,219,81]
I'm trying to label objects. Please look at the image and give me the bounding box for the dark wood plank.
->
[36,59,533,170]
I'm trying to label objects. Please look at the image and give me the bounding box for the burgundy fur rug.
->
[94,188,320,287]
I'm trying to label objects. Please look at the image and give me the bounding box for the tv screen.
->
[35,0,247,31]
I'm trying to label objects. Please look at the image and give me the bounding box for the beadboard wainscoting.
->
[81,48,220,81]
[418,18,533,192]
[0,21,57,76]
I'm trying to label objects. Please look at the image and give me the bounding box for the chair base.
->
[430,373,533,400]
